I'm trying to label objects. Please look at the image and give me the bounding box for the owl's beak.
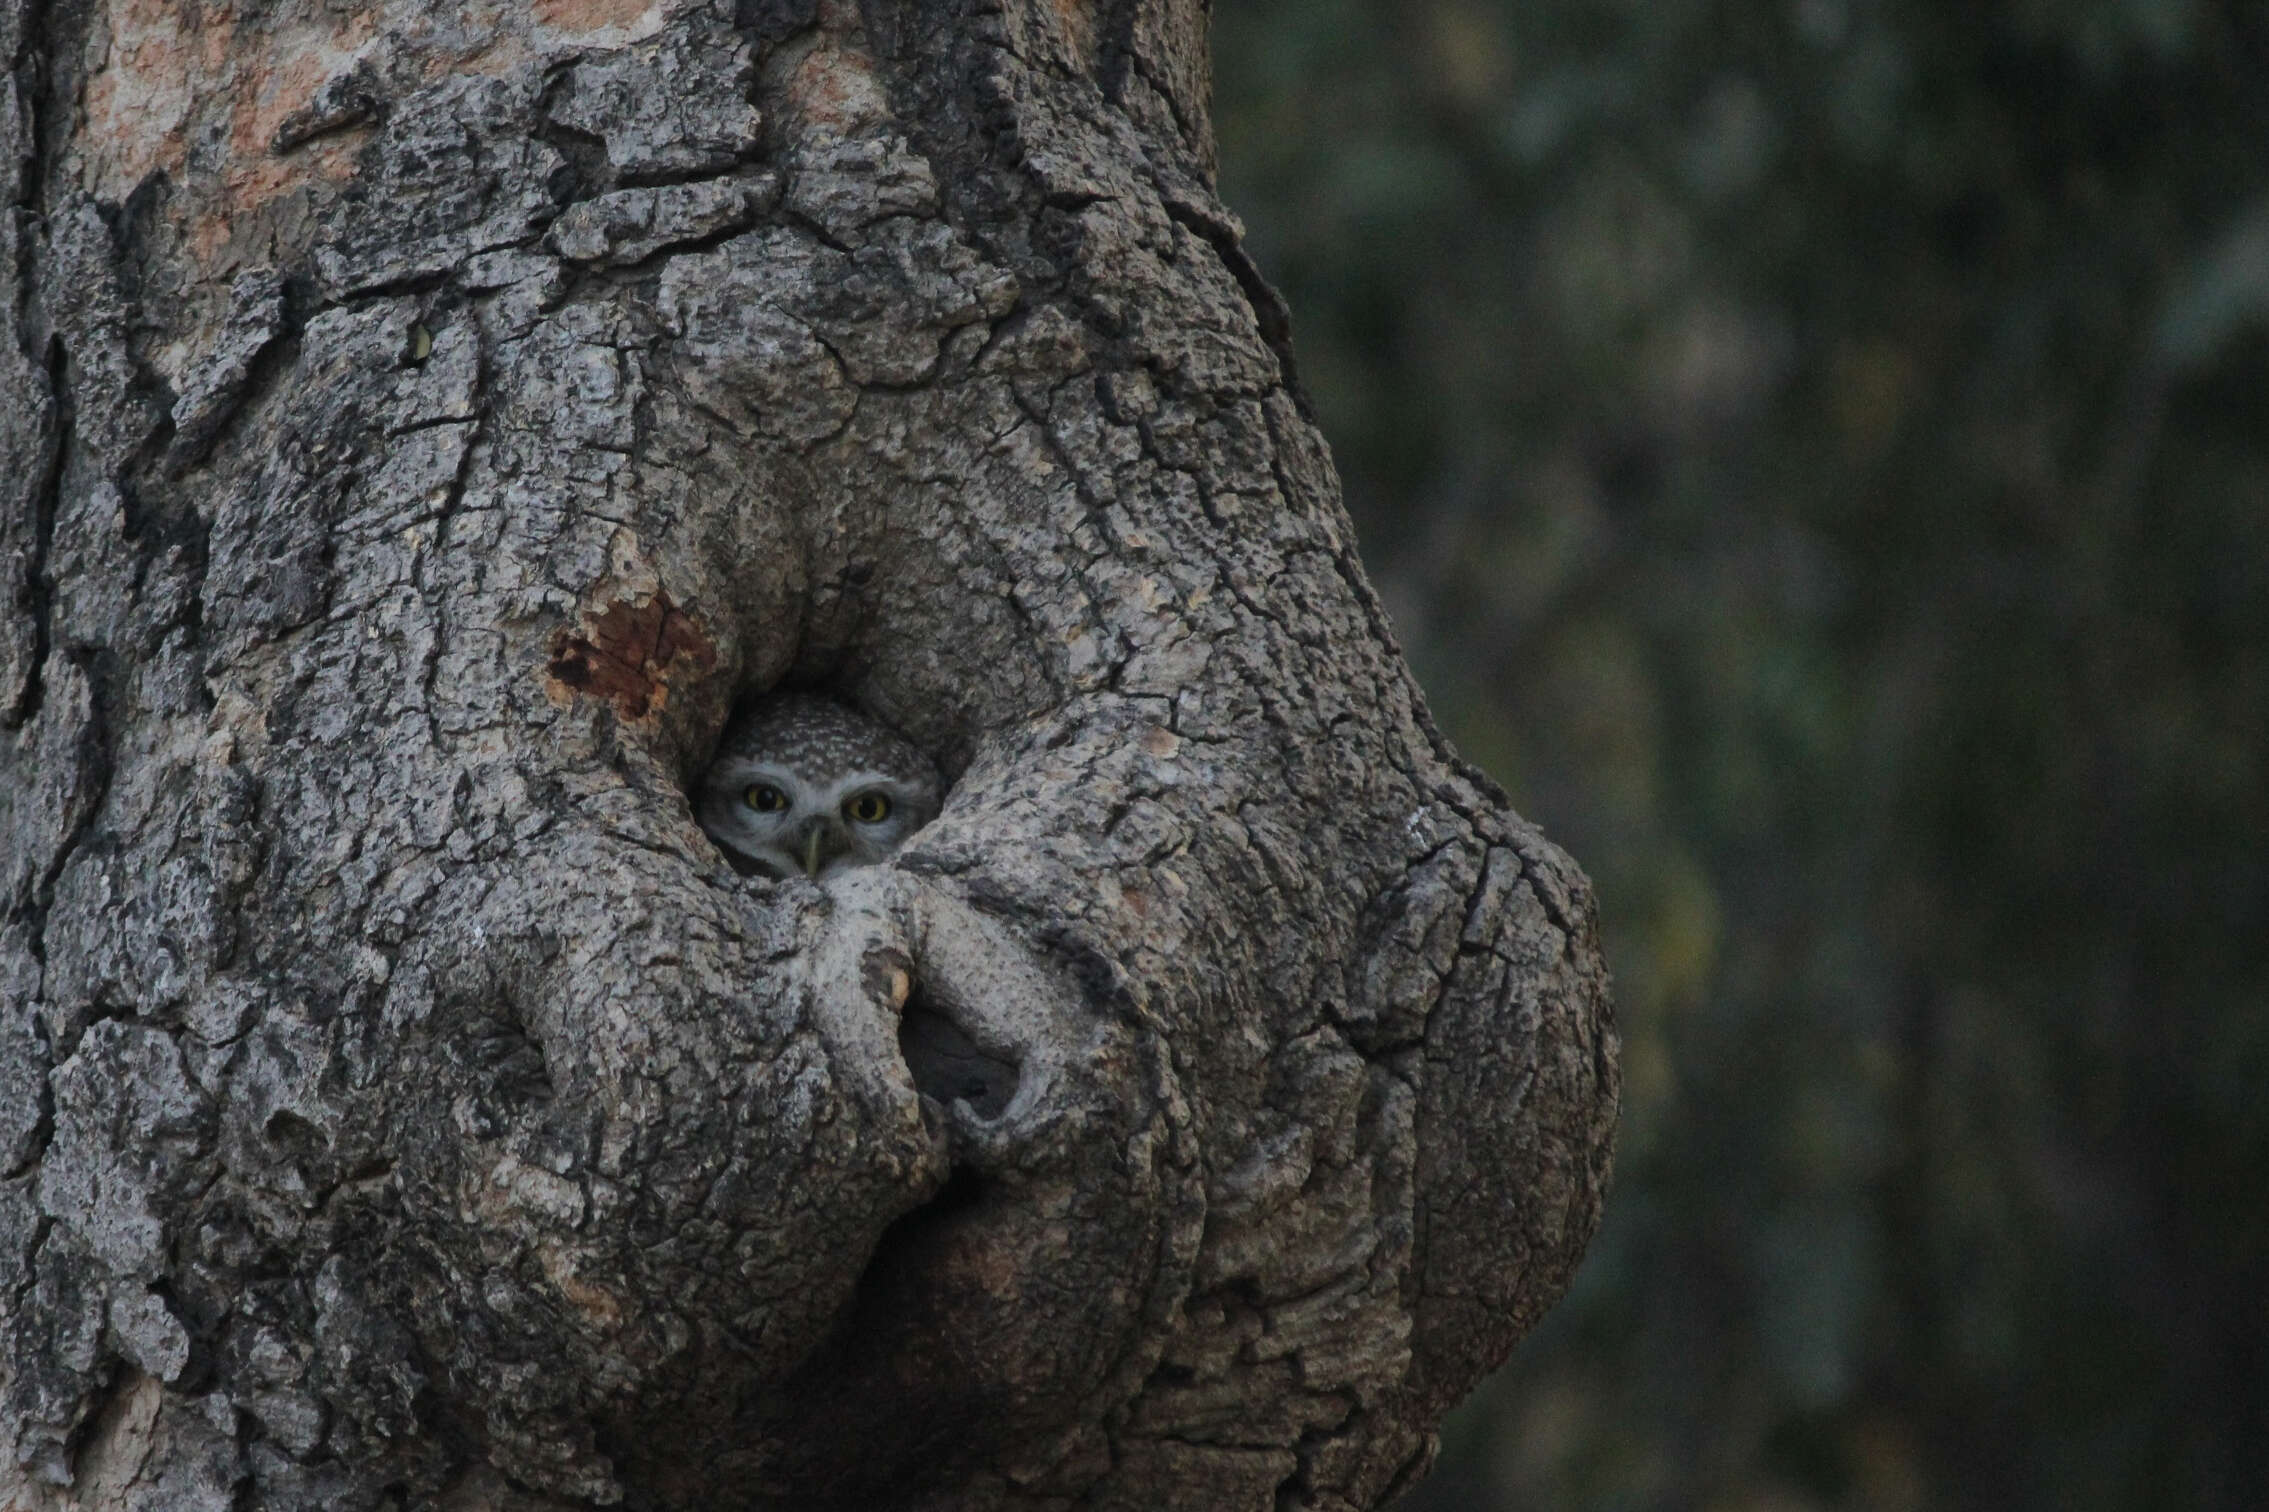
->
[797,817,849,879]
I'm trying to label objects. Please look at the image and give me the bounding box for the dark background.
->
[1211,3,2268,1509]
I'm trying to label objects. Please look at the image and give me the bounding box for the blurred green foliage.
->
[1211,2,2269,1508]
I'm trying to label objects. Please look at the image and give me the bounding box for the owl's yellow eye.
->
[746,784,788,813]
[844,792,892,824]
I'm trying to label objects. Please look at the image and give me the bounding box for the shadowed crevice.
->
[899,992,1019,1120]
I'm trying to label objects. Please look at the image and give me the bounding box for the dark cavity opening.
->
[688,685,958,879]
[898,994,1018,1121]
[924,1162,986,1221]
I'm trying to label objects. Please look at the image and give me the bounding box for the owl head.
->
[697,693,943,880]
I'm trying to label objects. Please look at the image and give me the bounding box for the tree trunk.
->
[0,1,1617,1507]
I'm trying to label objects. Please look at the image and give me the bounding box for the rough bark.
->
[0,1,1618,1508]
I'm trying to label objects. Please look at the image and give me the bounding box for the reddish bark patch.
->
[785,41,888,132]
[1052,0,1093,45]
[533,0,657,33]
[546,589,717,721]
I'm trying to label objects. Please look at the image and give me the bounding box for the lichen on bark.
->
[0,1,1617,1508]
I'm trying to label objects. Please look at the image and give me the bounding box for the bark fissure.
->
[26,649,113,973]
[1158,196,1308,416]
[5,336,59,730]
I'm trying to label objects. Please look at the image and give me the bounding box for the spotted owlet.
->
[696,693,943,880]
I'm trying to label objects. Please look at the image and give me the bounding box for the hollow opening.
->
[925,1162,986,1221]
[686,686,952,880]
[897,994,1019,1121]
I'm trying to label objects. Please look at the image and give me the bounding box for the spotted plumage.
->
[697,693,942,880]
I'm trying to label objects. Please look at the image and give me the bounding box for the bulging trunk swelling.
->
[0,1,1617,1508]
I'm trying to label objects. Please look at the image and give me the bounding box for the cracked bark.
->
[0,1,1617,1508]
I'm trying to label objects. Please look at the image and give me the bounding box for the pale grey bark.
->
[0,1,1618,1508]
